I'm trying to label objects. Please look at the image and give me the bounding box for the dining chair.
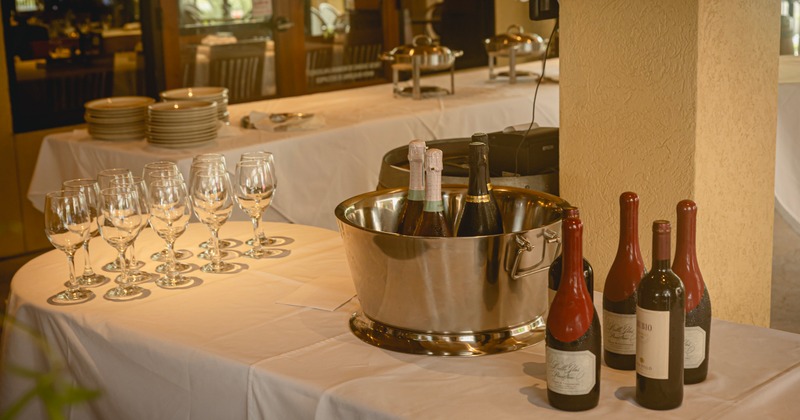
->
[207,41,267,104]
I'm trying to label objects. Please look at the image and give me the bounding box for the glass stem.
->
[129,242,138,267]
[117,248,129,286]
[81,240,95,277]
[251,217,263,254]
[166,239,178,280]
[66,251,79,291]
[210,228,222,267]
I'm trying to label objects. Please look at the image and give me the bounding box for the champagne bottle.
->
[672,200,711,384]
[548,207,594,306]
[603,192,647,370]
[456,138,503,236]
[546,216,601,411]
[397,139,426,235]
[636,220,685,410]
[413,148,452,237]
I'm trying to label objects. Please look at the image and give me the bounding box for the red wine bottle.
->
[603,192,647,370]
[672,200,711,384]
[397,139,426,235]
[413,148,452,237]
[548,207,594,306]
[456,137,503,236]
[636,220,685,410]
[546,216,601,411]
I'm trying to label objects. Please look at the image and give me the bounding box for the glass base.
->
[102,259,145,273]
[244,248,283,259]
[121,269,152,284]
[104,284,145,301]
[198,250,230,260]
[49,288,95,305]
[150,249,188,262]
[156,275,196,289]
[201,261,235,273]
[155,262,191,274]
[198,239,233,249]
[73,273,110,287]
[246,236,280,247]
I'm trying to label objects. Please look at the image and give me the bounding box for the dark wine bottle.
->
[413,148,452,237]
[636,220,685,410]
[546,216,601,411]
[456,137,503,236]
[603,192,647,371]
[548,207,594,306]
[397,139,426,235]
[672,200,711,384]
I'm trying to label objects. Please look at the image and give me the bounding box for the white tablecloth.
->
[1,222,799,419]
[26,60,561,231]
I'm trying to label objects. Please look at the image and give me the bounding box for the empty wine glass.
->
[240,151,280,246]
[191,154,233,251]
[44,190,95,304]
[97,168,135,272]
[233,160,279,258]
[148,178,194,288]
[62,178,110,287]
[190,168,235,273]
[110,176,151,283]
[98,186,146,301]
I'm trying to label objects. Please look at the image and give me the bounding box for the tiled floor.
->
[2,210,799,334]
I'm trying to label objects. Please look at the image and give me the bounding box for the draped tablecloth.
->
[26,60,561,232]
[1,222,799,419]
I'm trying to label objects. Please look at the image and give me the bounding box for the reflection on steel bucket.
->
[335,185,569,356]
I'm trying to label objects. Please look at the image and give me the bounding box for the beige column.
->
[559,0,779,326]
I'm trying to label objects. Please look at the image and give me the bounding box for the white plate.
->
[85,96,155,112]
[149,101,217,114]
[147,121,219,133]
[160,87,229,100]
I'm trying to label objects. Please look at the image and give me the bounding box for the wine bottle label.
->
[603,310,636,355]
[636,307,670,380]
[546,347,596,396]
[424,200,444,212]
[408,189,425,201]
[465,194,490,203]
[684,326,707,369]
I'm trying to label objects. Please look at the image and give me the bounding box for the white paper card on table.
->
[275,274,356,311]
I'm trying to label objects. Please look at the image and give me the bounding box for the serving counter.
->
[26,60,561,231]
[1,222,798,419]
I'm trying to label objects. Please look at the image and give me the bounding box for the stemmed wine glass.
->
[143,161,188,263]
[98,186,147,301]
[61,178,110,287]
[148,178,194,288]
[97,168,138,272]
[44,190,95,304]
[110,176,151,283]
[189,167,235,273]
[240,151,281,247]
[233,159,279,258]
[191,154,233,251]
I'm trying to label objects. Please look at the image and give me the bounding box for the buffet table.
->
[2,222,799,419]
[26,60,560,231]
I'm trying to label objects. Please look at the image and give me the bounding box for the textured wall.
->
[560,0,778,326]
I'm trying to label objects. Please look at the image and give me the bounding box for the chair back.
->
[207,41,266,103]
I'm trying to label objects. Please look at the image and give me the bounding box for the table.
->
[27,60,561,231]
[1,222,799,419]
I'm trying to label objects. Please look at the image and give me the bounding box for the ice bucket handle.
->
[511,228,561,280]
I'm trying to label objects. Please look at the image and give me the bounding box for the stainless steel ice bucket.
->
[335,185,568,356]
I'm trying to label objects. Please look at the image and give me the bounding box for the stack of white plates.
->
[84,96,154,141]
[146,101,219,148]
[160,87,230,123]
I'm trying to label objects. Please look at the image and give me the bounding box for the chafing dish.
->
[380,35,464,99]
[485,25,546,83]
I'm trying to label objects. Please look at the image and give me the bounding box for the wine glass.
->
[110,176,151,283]
[61,178,110,287]
[97,168,135,272]
[143,163,190,263]
[191,154,233,251]
[240,151,280,246]
[98,186,147,301]
[189,168,235,273]
[233,160,279,258]
[148,178,194,288]
[44,190,95,304]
